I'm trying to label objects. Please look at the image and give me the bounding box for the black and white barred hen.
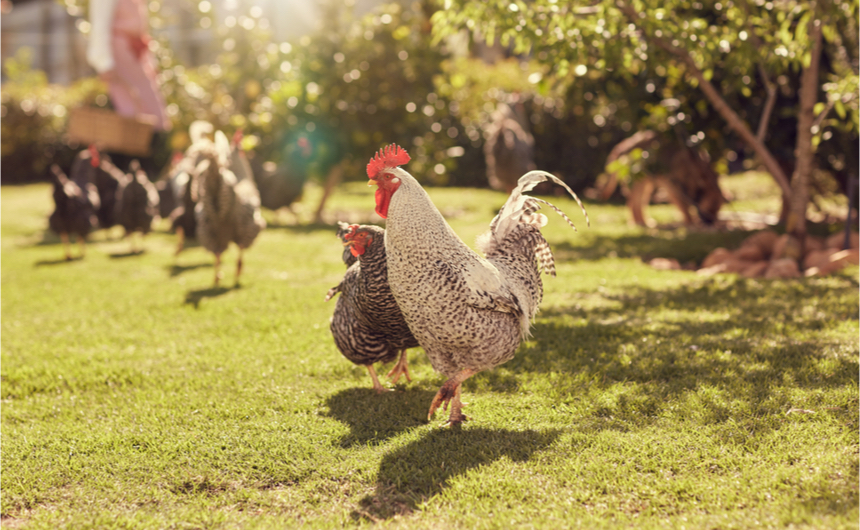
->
[367,144,588,425]
[48,164,100,260]
[114,159,160,253]
[194,143,266,286]
[325,224,418,393]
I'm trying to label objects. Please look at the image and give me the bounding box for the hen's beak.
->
[367,179,377,187]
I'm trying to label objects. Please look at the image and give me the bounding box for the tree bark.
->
[787,16,824,262]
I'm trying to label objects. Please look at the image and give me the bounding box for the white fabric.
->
[86,0,119,73]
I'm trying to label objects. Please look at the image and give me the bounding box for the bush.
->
[1,49,107,183]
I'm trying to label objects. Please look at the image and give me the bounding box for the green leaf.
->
[835,100,846,119]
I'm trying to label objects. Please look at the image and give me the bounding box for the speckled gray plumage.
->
[194,149,265,257]
[381,168,580,379]
[328,225,418,368]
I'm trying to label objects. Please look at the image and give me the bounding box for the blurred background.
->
[1,0,857,232]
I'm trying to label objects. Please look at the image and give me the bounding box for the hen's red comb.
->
[366,144,410,179]
[88,144,100,168]
[343,224,360,240]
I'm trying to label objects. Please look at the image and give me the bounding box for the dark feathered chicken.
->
[251,157,306,222]
[114,160,160,253]
[48,164,100,260]
[326,224,418,392]
[169,170,197,255]
[194,145,266,286]
[484,101,536,194]
[69,145,123,231]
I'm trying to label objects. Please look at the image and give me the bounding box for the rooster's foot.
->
[443,410,469,427]
[387,350,411,384]
[428,379,459,421]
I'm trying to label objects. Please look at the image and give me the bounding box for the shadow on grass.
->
[34,255,83,266]
[353,427,560,521]
[471,275,858,438]
[324,387,437,447]
[168,262,211,277]
[184,285,235,308]
[108,250,146,259]
[553,229,755,265]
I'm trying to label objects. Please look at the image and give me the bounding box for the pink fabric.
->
[104,0,169,131]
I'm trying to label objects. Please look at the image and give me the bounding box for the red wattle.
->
[349,245,364,257]
[374,187,390,219]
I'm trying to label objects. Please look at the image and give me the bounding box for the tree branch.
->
[616,1,793,199]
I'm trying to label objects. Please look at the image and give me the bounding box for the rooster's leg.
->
[77,235,86,258]
[366,365,390,394]
[60,232,72,260]
[386,349,411,384]
[175,226,185,256]
[428,368,476,425]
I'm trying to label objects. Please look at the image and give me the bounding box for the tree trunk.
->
[787,16,824,264]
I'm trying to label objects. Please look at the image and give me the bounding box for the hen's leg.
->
[77,235,86,259]
[213,253,222,286]
[175,226,185,256]
[60,232,72,260]
[428,368,476,425]
[367,365,390,394]
[386,349,411,384]
[235,249,244,286]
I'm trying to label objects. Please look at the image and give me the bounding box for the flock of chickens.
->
[47,122,307,285]
[48,129,588,427]
[326,144,588,426]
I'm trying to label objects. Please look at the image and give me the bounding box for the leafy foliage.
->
[0,49,105,183]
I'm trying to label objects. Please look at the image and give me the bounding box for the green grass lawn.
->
[2,175,857,529]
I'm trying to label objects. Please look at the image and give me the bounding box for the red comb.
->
[88,144,100,168]
[366,144,410,179]
[343,224,359,240]
[231,129,244,148]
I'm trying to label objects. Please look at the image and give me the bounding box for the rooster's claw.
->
[427,379,459,420]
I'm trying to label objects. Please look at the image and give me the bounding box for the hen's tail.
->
[480,171,589,275]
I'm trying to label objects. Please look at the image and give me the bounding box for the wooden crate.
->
[68,107,155,156]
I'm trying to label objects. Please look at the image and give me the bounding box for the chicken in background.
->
[48,164,100,260]
[366,144,588,425]
[194,140,266,286]
[114,160,160,253]
[483,97,536,194]
[326,224,418,392]
[69,145,124,233]
[155,152,186,220]
[169,169,197,256]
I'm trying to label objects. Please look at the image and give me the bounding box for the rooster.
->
[48,164,100,260]
[367,144,587,425]
[194,142,266,286]
[326,224,418,392]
